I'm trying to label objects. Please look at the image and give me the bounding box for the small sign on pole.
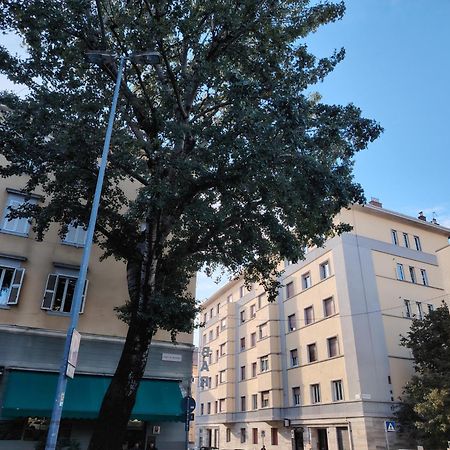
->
[385,421,396,432]
[66,330,81,379]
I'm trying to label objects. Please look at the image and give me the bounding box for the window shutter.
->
[42,274,58,310]
[7,268,25,305]
[80,279,89,313]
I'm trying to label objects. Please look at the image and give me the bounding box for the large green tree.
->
[397,302,450,448]
[0,1,381,448]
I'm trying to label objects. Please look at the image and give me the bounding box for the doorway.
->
[293,428,304,450]
[317,428,329,450]
[336,427,350,450]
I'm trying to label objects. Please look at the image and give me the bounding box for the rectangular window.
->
[0,266,25,306]
[290,349,299,367]
[251,362,257,378]
[323,297,335,317]
[220,343,226,356]
[216,302,220,314]
[226,428,231,442]
[240,396,246,412]
[259,322,268,339]
[210,308,213,319]
[403,232,410,248]
[214,401,218,413]
[409,266,416,283]
[307,343,317,363]
[41,274,88,313]
[250,303,256,318]
[240,428,246,444]
[302,272,312,289]
[1,193,34,236]
[251,332,256,347]
[286,281,294,298]
[219,398,226,413]
[396,263,405,280]
[252,428,258,444]
[391,229,398,245]
[258,294,265,309]
[240,309,246,323]
[202,334,206,345]
[216,325,220,338]
[219,370,226,383]
[288,313,297,331]
[261,391,270,408]
[260,355,269,372]
[221,318,226,330]
[310,383,321,403]
[328,336,339,357]
[252,394,258,410]
[271,428,278,446]
[320,261,331,279]
[420,269,429,286]
[414,235,422,251]
[240,337,246,351]
[207,402,211,414]
[240,365,246,381]
[200,403,204,415]
[227,294,233,303]
[239,285,245,298]
[215,374,218,386]
[63,223,87,247]
[416,302,423,320]
[404,299,412,318]
[208,376,212,388]
[304,306,314,325]
[292,387,301,405]
[209,330,213,342]
[215,349,219,362]
[428,304,434,314]
[332,380,344,401]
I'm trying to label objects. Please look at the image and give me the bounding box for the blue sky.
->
[1,1,449,302]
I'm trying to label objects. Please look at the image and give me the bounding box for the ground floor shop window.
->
[0,417,71,442]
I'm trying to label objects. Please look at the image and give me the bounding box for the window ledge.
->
[45,310,72,317]
[61,241,85,249]
[0,304,11,310]
[0,229,29,238]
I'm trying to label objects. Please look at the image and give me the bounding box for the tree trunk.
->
[88,316,153,450]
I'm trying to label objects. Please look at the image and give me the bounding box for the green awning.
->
[1,370,184,421]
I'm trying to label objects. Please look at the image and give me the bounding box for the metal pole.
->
[45,56,125,450]
[384,424,390,450]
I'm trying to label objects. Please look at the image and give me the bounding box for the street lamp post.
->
[45,50,160,450]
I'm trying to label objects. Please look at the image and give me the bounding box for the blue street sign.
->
[385,421,396,432]
[181,396,196,413]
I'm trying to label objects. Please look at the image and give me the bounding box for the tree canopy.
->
[0,1,382,448]
[397,302,450,448]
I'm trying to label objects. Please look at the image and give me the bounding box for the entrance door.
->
[294,428,304,450]
[336,427,350,450]
[207,429,212,447]
[317,428,329,450]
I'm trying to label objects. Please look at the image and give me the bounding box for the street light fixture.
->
[45,49,160,450]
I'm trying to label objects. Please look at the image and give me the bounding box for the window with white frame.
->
[219,370,226,383]
[250,303,256,318]
[240,309,246,324]
[240,396,246,412]
[420,269,429,286]
[261,391,270,408]
[416,302,423,320]
[302,272,312,289]
[239,285,245,298]
[288,313,297,331]
[320,261,331,279]
[310,383,321,403]
[1,193,35,236]
[0,266,25,306]
[404,299,412,318]
[409,266,416,283]
[259,321,268,339]
[327,336,339,357]
[286,281,294,298]
[307,343,317,362]
[41,274,88,313]
[227,294,233,303]
[403,232,410,248]
[290,348,299,367]
[323,297,335,317]
[240,365,246,381]
[304,306,314,325]
[63,223,87,247]
[396,263,405,280]
[391,229,398,245]
[251,362,257,377]
[332,380,344,401]
[252,394,258,410]
[260,355,269,372]
[414,235,422,251]
[292,387,301,405]
[219,398,225,412]
[240,337,246,351]
[220,342,226,356]
[221,318,226,330]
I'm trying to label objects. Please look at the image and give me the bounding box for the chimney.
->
[369,197,382,208]
[418,211,426,221]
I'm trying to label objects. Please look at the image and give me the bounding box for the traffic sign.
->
[385,421,396,432]
[181,396,196,413]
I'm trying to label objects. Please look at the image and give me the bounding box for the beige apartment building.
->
[0,173,194,449]
[196,200,450,450]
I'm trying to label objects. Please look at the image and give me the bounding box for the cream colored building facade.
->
[196,201,450,450]
[0,174,194,450]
